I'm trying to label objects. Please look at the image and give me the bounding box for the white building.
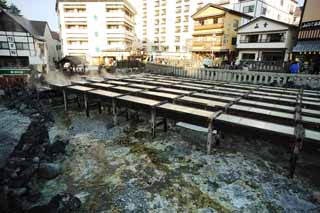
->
[212,0,298,25]
[236,16,298,62]
[135,0,219,59]
[56,0,136,65]
[0,9,61,73]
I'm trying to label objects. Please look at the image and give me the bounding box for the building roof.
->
[293,40,320,52]
[56,0,136,13]
[1,9,44,40]
[51,31,60,41]
[30,20,48,37]
[192,3,252,19]
[236,16,299,31]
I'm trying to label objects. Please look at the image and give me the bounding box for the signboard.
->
[302,20,320,29]
[0,69,31,75]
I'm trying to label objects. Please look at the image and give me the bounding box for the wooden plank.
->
[238,99,294,112]
[193,93,237,102]
[141,91,180,99]
[118,95,161,106]
[179,96,227,107]
[86,77,104,83]
[230,105,293,119]
[67,85,94,92]
[143,81,173,86]
[171,84,204,91]
[181,82,213,88]
[71,80,88,85]
[113,86,142,93]
[156,87,192,95]
[89,83,115,89]
[305,129,320,142]
[107,80,129,86]
[157,79,181,84]
[216,114,295,136]
[128,83,157,89]
[158,103,215,119]
[302,116,320,125]
[88,89,123,98]
[207,89,244,97]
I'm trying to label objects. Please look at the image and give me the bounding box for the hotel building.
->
[56,0,136,65]
[191,4,251,65]
[135,0,220,59]
[211,0,298,25]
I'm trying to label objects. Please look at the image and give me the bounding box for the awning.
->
[292,40,320,53]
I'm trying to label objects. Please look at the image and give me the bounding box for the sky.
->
[9,0,305,33]
[9,0,59,31]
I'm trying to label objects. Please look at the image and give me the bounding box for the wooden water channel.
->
[49,74,320,178]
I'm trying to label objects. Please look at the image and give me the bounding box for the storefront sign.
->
[302,20,320,29]
[0,69,31,75]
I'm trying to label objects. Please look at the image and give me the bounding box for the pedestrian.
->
[289,60,300,74]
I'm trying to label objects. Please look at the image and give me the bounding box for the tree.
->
[0,0,9,9]
[8,3,21,15]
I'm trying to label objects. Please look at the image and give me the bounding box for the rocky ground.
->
[0,89,320,212]
[38,108,320,212]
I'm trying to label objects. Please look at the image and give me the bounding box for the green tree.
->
[0,0,9,9]
[8,3,21,15]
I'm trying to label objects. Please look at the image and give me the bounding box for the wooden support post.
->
[207,121,215,154]
[63,89,68,112]
[151,108,156,138]
[84,93,89,117]
[163,118,167,132]
[77,96,81,109]
[290,124,305,178]
[112,98,118,125]
[126,108,129,121]
[98,101,102,114]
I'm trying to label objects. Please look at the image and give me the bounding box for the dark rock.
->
[26,180,41,202]
[46,135,69,156]
[27,193,81,213]
[38,163,63,180]
[312,191,320,203]
[10,187,27,196]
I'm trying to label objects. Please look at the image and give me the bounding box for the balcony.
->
[194,23,224,31]
[239,38,285,43]
[237,38,287,49]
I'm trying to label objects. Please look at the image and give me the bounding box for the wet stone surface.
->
[34,109,320,212]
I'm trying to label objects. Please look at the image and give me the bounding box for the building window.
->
[95,32,99,37]
[243,5,254,13]
[199,20,205,26]
[268,33,285,42]
[231,37,237,45]
[213,18,218,24]
[262,7,267,15]
[280,0,284,6]
[233,20,239,29]
[0,42,9,49]
[242,53,255,60]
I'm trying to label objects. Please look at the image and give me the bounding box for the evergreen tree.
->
[8,3,21,15]
[0,0,9,9]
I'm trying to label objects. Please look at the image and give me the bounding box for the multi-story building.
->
[0,9,61,75]
[293,0,320,73]
[236,16,298,63]
[56,0,136,65]
[191,3,251,65]
[135,0,218,60]
[212,0,298,25]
